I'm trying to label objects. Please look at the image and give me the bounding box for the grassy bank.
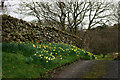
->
[2,42,97,78]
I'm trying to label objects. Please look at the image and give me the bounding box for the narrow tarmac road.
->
[52,60,119,78]
[101,60,118,78]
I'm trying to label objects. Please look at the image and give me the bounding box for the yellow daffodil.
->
[66,49,69,50]
[33,44,36,47]
[39,45,41,48]
[53,57,55,59]
[95,57,98,60]
[74,49,77,52]
[48,58,51,60]
[36,52,38,53]
[46,57,48,59]
[44,46,46,49]
[49,47,52,49]
[37,46,39,48]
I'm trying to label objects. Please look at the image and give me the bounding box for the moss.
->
[2,14,81,48]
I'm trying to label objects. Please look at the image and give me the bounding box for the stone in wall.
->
[2,14,82,47]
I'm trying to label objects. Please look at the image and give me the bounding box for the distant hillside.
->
[2,15,81,47]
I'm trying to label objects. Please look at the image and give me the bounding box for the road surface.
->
[52,60,119,78]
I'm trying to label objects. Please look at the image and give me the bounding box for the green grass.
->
[95,54,114,60]
[2,52,85,78]
[2,52,47,78]
[0,43,2,79]
[2,42,97,78]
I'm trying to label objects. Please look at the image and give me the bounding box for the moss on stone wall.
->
[2,14,81,47]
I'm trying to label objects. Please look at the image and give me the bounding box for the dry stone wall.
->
[2,15,82,47]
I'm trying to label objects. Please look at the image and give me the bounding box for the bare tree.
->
[66,2,89,34]
[1,0,4,9]
[16,1,114,49]
[0,0,16,15]
[80,2,113,48]
[36,1,90,33]
[107,3,119,24]
[0,0,5,14]
[16,1,67,29]
[14,0,42,24]
[16,1,90,32]
[37,2,67,30]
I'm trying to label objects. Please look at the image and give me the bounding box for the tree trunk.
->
[80,30,88,48]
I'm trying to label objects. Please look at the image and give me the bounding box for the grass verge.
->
[3,42,115,78]
[2,42,97,78]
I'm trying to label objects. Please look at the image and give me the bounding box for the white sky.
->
[0,0,119,28]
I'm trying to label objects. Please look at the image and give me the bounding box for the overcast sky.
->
[1,0,119,20]
[0,0,119,21]
[0,0,119,28]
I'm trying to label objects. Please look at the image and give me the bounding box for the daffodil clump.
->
[31,42,98,63]
[3,41,98,64]
[2,41,98,78]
